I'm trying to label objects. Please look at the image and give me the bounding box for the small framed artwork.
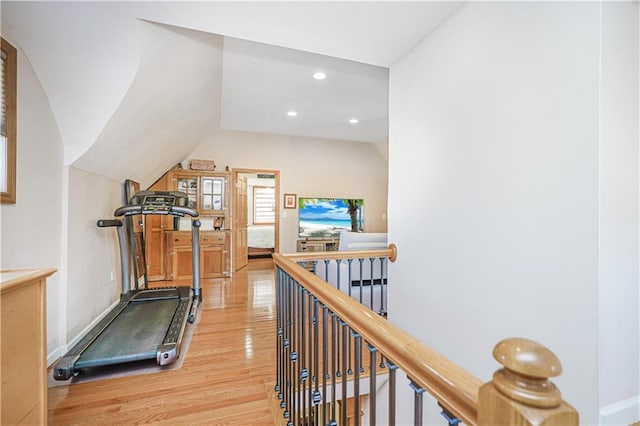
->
[284,193,297,209]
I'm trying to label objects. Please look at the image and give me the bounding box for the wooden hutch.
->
[146,166,231,281]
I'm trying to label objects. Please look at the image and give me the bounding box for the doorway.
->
[232,168,280,271]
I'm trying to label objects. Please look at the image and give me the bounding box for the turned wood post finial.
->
[478,337,578,426]
[388,243,398,262]
[492,337,563,408]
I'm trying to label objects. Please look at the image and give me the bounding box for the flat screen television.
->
[299,198,364,238]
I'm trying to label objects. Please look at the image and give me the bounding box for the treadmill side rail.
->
[52,297,133,380]
[158,287,192,365]
[157,344,178,366]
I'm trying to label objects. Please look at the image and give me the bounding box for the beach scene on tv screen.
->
[299,198,364,238]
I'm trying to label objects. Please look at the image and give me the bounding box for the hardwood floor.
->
[48,259,279,425]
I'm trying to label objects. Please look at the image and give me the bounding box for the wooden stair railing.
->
[274,248,578,425]
[283,244,398,317]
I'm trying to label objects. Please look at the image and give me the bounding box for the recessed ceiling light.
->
[287,111,298,117]
[349,118,359,124]
[313,72,327,80]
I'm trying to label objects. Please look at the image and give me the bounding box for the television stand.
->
[297,238,339,253]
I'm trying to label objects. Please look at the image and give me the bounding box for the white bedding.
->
[248,226,275,248]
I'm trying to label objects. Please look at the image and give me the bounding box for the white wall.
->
[598,2,640,424]
[65,167,122,341]
[389,3,604,424]
[188,128,388,253]
[0,27,65,355]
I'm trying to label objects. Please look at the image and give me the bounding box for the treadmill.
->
[54,190,201,380]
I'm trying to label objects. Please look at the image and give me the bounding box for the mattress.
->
[248,226,275,248]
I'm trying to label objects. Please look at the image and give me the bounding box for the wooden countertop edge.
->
[0,268,57,293]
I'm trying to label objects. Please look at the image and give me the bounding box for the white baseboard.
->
[47,346,68,367]
[600,395,640,425]
[46,300,120,367]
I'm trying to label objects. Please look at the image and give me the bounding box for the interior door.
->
[234,174,248,271]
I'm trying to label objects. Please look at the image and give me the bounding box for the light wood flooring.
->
[48,258,279,425]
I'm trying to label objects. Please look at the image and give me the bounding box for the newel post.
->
[478,338,578,426]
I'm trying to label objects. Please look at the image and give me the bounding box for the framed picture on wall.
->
[284,193,296,209]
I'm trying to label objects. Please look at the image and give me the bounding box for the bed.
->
[248,225,275,257]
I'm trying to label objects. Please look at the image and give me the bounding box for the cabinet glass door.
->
[201,177,225,212]
[177,177,198,210]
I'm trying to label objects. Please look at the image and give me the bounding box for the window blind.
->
[253,187,275,224]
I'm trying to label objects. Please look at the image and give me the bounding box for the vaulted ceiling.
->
[1,1,462,185]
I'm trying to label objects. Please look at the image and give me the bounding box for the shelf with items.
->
[296,238,339,271]
[175,175,198,210]
[171,171,228,217]
[297,238,339,253]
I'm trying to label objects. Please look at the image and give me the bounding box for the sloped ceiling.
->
[73,22,223,187]
[1,1,462,185]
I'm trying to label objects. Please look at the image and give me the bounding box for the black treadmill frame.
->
[53,190,201,381]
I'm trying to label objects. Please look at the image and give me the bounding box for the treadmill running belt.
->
[76,299,179,368]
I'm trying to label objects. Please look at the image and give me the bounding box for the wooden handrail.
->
[274,250,481,424]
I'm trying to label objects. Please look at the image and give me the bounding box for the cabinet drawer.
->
[200,232,226,245]
[168,232,193,246]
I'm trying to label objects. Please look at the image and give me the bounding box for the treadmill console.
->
[130,191,188,214]
[142,195,175,213]
[115,190,196,218]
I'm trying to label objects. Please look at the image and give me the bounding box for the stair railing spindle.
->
[368,344,378,426]
[307,292,313,423]
[275,268,282,399]
[312,297,320,424]
[410,379,425,426]
[347,259,353,297]
[341,320,348,426]
[379,257,386,315]
[322,305,329,424]
[358,258,364,304]
[353,332,362,426]
[369,258,375,310]
[387,360,398,426]
[330,313,337,425]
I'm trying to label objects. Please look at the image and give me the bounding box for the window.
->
[1,37,16,204]
[253,186,275,224]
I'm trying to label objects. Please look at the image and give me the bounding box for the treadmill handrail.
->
[114,205,142,217]
[97,219,123,228]
[171,206,199,218]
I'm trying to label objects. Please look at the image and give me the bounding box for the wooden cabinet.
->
[1,268,55,426]
[146,167,232,281]
[166,232,195,281]
[166,230,230,280]
[145,214,166,280]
